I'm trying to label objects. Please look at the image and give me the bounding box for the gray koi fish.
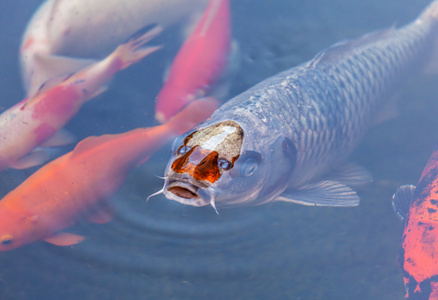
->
[154,1,438,209]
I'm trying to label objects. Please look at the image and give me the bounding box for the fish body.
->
[155,0,231,123]
[20,0,209,96]
[392,145,438,299]
[160,1,438,209]
[0,27,161,172]
[0,97,217,251]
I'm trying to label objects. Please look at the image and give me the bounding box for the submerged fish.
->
[155,0,231,123]
[393,144,438,299]
[0,98,217,251]
[0,26,161,172]
[20,0,209,96]
[157,1,438,209]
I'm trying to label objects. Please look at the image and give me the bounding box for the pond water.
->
[0,0,436,299]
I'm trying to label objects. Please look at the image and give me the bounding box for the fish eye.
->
[241,158,259,176]
[218,158,233,170]
[0,234,13,245]
[177,145,191,155]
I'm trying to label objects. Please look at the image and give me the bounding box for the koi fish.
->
[156,1,438,209]
[0,26,162,172]
[0,97,217,251]
[21,0,209,97]
[392,144,438,299]
[155,0,231,123]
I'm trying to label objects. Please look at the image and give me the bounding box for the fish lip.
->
[164,180,210,207]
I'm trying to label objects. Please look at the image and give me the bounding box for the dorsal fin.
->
[70,135,116,159]
[307,27,395,68]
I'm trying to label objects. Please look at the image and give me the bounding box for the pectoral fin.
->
[274,180,360,207]
[392,184,416,222]
[44,232,85,246]
[39,129,76,148]
[10,149,50,169]
[85,206,114,224]
[28,54,96,97]
[325,162,373,187]
[372,94,399,125]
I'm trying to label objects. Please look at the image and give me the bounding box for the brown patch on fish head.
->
[165,121,244,203]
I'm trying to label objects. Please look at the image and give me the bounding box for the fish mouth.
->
[164,180,210,207]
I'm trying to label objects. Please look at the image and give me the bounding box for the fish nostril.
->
[168,187,198,199]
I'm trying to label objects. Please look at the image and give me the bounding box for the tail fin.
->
[113,26,163,70]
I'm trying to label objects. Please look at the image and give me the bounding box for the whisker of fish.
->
[146,187,165,202]
[153,174,167,180]
[209,191,219,215]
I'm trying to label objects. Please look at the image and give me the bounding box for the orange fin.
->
[86,206,115,224]
[135,155,152,167]
[70,134,115,158]
[44,232,85,246]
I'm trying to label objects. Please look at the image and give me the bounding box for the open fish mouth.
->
[164,180,210,207]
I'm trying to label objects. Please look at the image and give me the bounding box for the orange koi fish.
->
[0,26,161,172]
[155,0,231,123]
[0,98,217,251]
[393,144,438,299]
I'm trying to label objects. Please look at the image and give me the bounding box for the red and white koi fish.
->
[0,26,162,172]
[0,97,217,251]
[393,144,438,299]
[21,0,209,97]
[155,0,231,123]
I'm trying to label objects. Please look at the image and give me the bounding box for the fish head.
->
[0,208,40,251]
[162,119,297,208]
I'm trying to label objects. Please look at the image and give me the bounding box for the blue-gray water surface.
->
[0,0,437,299]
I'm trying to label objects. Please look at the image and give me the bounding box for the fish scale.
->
[220,25,426,179]
[162,1,438,208]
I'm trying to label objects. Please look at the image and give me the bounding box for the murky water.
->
[1,0,437,299]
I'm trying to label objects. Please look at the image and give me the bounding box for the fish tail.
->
[113,26,163,70]
[419,0,438,73]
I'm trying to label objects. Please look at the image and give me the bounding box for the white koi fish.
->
[0,26,161,172]
[20,0,209,96]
